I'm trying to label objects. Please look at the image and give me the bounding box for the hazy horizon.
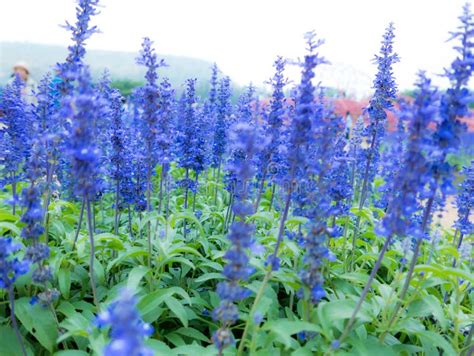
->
[1,0,473,97]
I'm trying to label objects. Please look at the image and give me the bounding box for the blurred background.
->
[0,0,472,98]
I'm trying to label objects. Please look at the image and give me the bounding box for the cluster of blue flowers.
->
[213,122,265,353]
[0,238,29,290]
[0,75,30,212]
[379,72,438,240]
[96,289,154,356]
[255,57,287,206]
[358,23,399,207]
[0,0,473,354]
[211,77,232,169]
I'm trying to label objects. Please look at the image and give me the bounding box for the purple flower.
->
[96,289,154,356]
[0,238,30,289]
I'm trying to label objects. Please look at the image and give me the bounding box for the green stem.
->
[85,198,99,308]
[237,186,293,355]
[8,285,27,356]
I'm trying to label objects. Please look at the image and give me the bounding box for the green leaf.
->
[15,297,58,353]
[172,344,215,355]
[262,320,320,348]
[138,287,191,322]
[0,222,21,236]
[194,273,224,283]
[165,296,189,328]
[416,330,456,356]
[407,295,448,330]
[348,336,397,356]
[54,351,89,356]
[0,325,33,356]
[285,216,309,227]
[317,299,372,335]
[414,264,474,283]
[174,327,209,342]
[107,247,150,272]
[350,207,374,225]
[170,212,205,235]
[126,265,151,291]
[247,212,273,225]
[147,339,174,354]
[95,233,125,251]
[0,210,19,222]
[58,268,71,299]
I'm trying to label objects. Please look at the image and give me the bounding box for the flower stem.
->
[85,197,99,308]
[380,197,434,339]
[338,233,393,344]
[8,285,27,356]
[214,161,221,205]
[72,199,85,249]
[254,166,267,211]
[237,186,292,355]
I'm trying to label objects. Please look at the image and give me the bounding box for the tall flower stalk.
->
[136,37,165,264]
[350,23,399,262]
[237,32,327,355]
[255,56,287,210]
[383,4,473,336]
[0,238,30,356]
[212,77,232,204]
[337,72,438,347]
[213,122,264,355]
[0,75,30,215]
[63,68,105,307]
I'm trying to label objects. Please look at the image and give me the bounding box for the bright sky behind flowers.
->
[0,0,472,96]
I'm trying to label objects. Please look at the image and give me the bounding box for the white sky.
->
[1,0,472,96]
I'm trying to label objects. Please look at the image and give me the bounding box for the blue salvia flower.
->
[63,68,105,200]
[376,117,406,209]
[213,122,266,353]
[32,74,62,195]
[454,162,473,243]
[211,77,232,168]
[236,84,255,124]
[157,78,176,168]
[378,72,438,240]
[176,79,207,191]
[208,63,219,109]
[431,3,474,199]
[108,89,127,189]
[57,0,100,88]
[96,289,154,356]
[348,116,366,187]
[0,238,30,289]
[266,32,327,277]
[298,97,344,303]
[335,73,441,346]
[282,32,327,185]
[136,37,166,213]
[257,57,287,183]
[21,142,53,287]
[0,74,31,213]
[127,92,148,212]
[224,86,256,194]
[328,132,353,217]
[359,23,399,205]
[20,143,45,241]
[33,73,60,136]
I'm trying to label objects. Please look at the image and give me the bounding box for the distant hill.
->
[0,42,240,97]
